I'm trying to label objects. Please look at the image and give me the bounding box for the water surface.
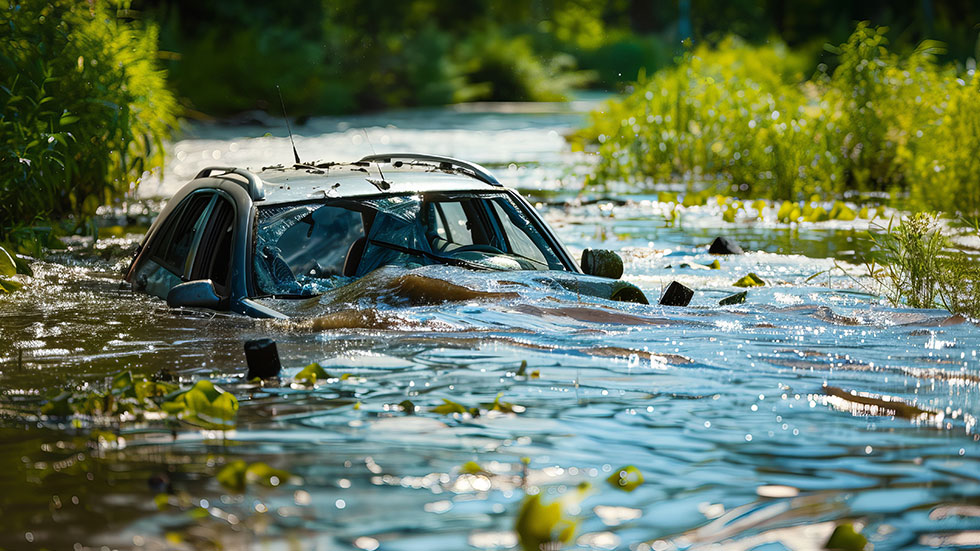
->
[1,102,978,551]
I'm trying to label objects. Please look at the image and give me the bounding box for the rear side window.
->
[155,193,213,277]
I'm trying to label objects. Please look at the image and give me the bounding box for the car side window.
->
[190,195,235,293]
[155,193,214,276]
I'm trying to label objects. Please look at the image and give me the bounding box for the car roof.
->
[242,158,504,206]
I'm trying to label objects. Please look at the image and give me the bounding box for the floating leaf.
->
[460,461,484,475]
[398,399,416,414]
[733,273,766,287]
[825,523,869,551]
[515,494,577,551]
[0,279,23,293]
[482,393,521,414]
[706,259,721,270]
[431,398,471,415]
[294,362,330,385]
[217,460,248,493]
[0,246,16,277]
[161,380,238,429]
[606,465,644,492]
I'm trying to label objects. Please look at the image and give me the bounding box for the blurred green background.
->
[2,0,979,243]
[140,0,980,117]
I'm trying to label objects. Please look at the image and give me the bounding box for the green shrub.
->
[866,213,980,316]
[0,0,176,240]
[577,23,980,214]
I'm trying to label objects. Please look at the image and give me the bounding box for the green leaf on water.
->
[460,461,484,475]
[161,380,238,429]
[0,279,23,293]
[825,523,869,551]
[217,460,248,493]
[606,464,644,492]
[706,259,721,269]
[294,362,329,385]
[431,398,469,415]
[0,246,16,277]
[398,399,416,414]
[153,493,170,510]
[218,460,292,493]
[515,493,577,551]
[733,272,766,287]
[482,392,518,414]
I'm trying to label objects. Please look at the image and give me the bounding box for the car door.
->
[130,191,215,300]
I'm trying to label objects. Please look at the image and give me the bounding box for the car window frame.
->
[189,190,238,292]
[148,190,218,280]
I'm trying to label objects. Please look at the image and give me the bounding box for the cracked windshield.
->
[2,1,979,550]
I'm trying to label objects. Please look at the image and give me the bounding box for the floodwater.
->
[1,100,979,551]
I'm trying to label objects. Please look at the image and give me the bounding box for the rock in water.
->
[709,236,744,255]
[659,281,694,306]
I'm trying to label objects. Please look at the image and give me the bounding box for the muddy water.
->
[1,102,979,550]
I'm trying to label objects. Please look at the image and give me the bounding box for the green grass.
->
[574,23,980,216]
[864,213,980,316]
[0,0,177,243]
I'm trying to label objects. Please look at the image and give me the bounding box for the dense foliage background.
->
[1,0,979,244]
[0,0,176,243]
[138,0,980,117]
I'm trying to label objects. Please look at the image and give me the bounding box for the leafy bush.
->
[0,0,176,240]
[576,23,980,215]
[865,213,980,316]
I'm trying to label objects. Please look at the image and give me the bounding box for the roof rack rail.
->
[359,153,501,186]
[195,166,265,201]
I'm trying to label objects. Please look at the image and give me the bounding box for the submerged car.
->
[125,153,647,318]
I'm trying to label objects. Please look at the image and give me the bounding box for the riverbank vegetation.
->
[574,23,980,216]
[0,0,177,245]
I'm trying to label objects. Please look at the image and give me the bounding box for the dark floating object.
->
[708,236,744,255]
[719,291,747,306]
[581,248,624,279]
[659,281,694,306]
[245,338,282,380]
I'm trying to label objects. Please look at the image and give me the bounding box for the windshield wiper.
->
[368,239,493,271]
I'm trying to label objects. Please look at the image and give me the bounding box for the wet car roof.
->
[254,161,502,205]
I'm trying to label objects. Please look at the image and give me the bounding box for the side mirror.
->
[167,279,224,309]
[581,249,624,279]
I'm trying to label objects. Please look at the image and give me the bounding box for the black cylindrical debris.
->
[581,248,624,279]
[659,281,694,306]
[245,338,282,380]
[708,236,744,255]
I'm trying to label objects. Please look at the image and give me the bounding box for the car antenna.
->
[277,85,302,165]
[361,128,386,182]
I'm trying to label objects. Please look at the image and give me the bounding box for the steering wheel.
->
[449,244,504,254]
